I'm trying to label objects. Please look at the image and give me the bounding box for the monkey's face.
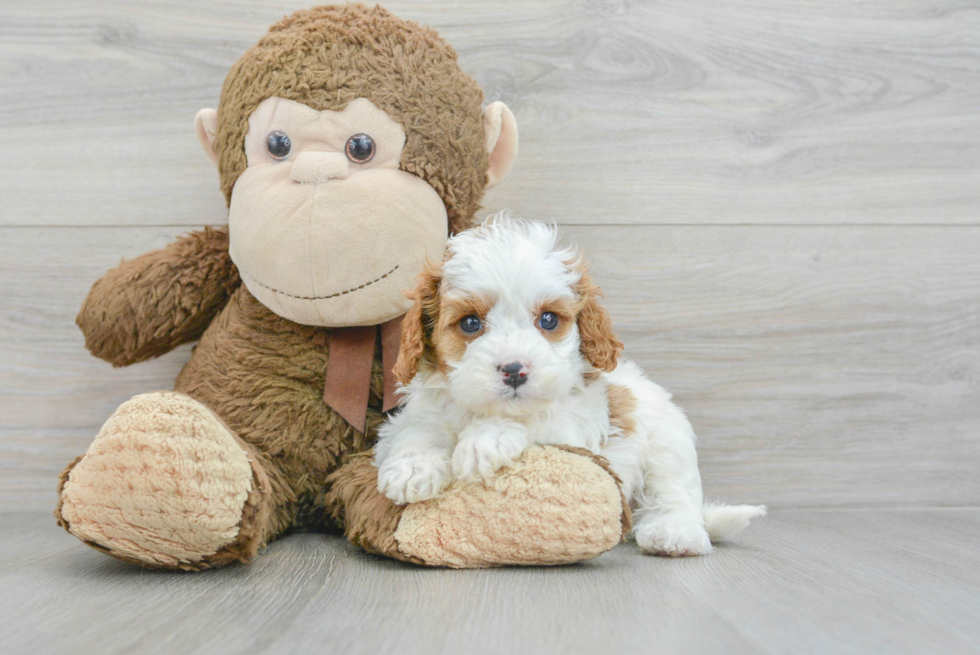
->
[226,97,449,327]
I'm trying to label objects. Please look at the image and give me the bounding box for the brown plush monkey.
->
[55,4,629,570]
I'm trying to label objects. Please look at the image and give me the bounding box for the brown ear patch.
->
[575,265,624,372]
[392,261,443,385]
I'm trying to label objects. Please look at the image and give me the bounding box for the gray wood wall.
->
[1,0,977,512]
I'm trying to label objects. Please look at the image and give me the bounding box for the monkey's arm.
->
[77,226,241,367]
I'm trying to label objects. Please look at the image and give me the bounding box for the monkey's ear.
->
[392,263,442,386]
[576,268,624,372]
[483,101,518,189]
[194,108,219,166]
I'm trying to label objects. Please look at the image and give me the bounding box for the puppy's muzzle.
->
[499,361,528,389]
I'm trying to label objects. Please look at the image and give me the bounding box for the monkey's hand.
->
[326,446,630,568]
[77,226,240,366]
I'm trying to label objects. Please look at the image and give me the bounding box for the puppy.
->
[375,213,765,556]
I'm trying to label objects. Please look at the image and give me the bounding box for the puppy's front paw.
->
[377,452,452,505]
[452,423,528,484]
[634,512,713,557]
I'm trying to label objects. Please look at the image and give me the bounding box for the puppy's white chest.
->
[519,384,611,453]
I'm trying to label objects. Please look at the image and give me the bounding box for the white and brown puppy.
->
[375,213,765,556]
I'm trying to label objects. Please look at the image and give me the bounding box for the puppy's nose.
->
[499,361,528,388]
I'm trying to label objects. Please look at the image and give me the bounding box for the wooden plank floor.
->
[2,0,978,227]
[1,1,978,652]
[1,509,978,655]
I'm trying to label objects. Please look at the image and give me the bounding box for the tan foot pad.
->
[395,446,629,568]
[59,392,253,568]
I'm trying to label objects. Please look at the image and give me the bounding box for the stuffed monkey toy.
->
[55,4,630,570]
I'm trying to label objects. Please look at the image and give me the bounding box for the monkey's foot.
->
[328,445,631,568]
[56,392,268,570]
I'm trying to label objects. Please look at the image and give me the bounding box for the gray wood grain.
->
[0,0,977,227]
[1,509,978,654]
[2,225,977,512]
[1,3,978,650]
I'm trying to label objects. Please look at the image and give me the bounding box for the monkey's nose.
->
[498,361,528,388]
[290,151,349,183]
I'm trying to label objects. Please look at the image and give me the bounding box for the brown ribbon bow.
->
[322,316,403,433]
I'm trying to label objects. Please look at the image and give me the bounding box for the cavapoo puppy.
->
[375,213,765,556]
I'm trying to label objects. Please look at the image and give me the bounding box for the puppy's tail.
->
[703,503,767,542]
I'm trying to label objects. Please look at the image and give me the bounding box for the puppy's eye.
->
[266,131,291,160]
[345,133,376,163]
[460,315,482,334]
[539,312,559,331]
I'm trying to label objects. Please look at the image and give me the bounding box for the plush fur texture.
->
[225,95,451,327]
[323,451,424,564]
[326,445,629,567]
[56,5,628,569]
[376,214,766,556]
[214,4,488,233]
[76,226,239,367]
[57,392,256,569]
[393,446,629,568]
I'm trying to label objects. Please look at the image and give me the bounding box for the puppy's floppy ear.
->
[576,266,624,372]
[393,261,443,385]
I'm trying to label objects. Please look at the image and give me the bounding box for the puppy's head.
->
[393,212,623,416]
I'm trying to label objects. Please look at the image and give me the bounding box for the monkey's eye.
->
[345,133,376,163]
[266,131,291,160]
[539,312,559,331]
[460,315,483,335]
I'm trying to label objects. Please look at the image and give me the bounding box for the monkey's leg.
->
[324,445,631,568]
[55,392,288,570]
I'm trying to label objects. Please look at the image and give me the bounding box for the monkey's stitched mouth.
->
[241,264,400,300]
